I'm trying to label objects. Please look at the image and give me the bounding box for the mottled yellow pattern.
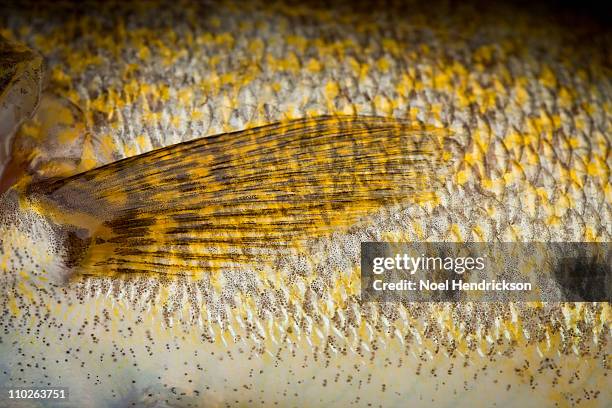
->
[26,116,447,277]
[0,1,610,407]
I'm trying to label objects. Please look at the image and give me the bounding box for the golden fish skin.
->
[0,1,611,408]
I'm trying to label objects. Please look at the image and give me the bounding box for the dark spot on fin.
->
[64,229,92,269]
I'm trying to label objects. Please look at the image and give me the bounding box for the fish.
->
[0,34,43,193]
[0,1,610,407]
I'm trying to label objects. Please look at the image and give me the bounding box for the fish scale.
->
[0,1,611,407]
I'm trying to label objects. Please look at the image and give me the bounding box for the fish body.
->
[0,1,610,407]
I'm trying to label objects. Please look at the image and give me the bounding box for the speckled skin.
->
[0,1,610,407]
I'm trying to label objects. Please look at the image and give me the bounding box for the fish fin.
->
[0,36,116,194]
[30,116,451,278]
[0,35,44,194]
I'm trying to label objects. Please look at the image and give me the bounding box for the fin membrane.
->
[0,35,44,193]
[30,116,449,277]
